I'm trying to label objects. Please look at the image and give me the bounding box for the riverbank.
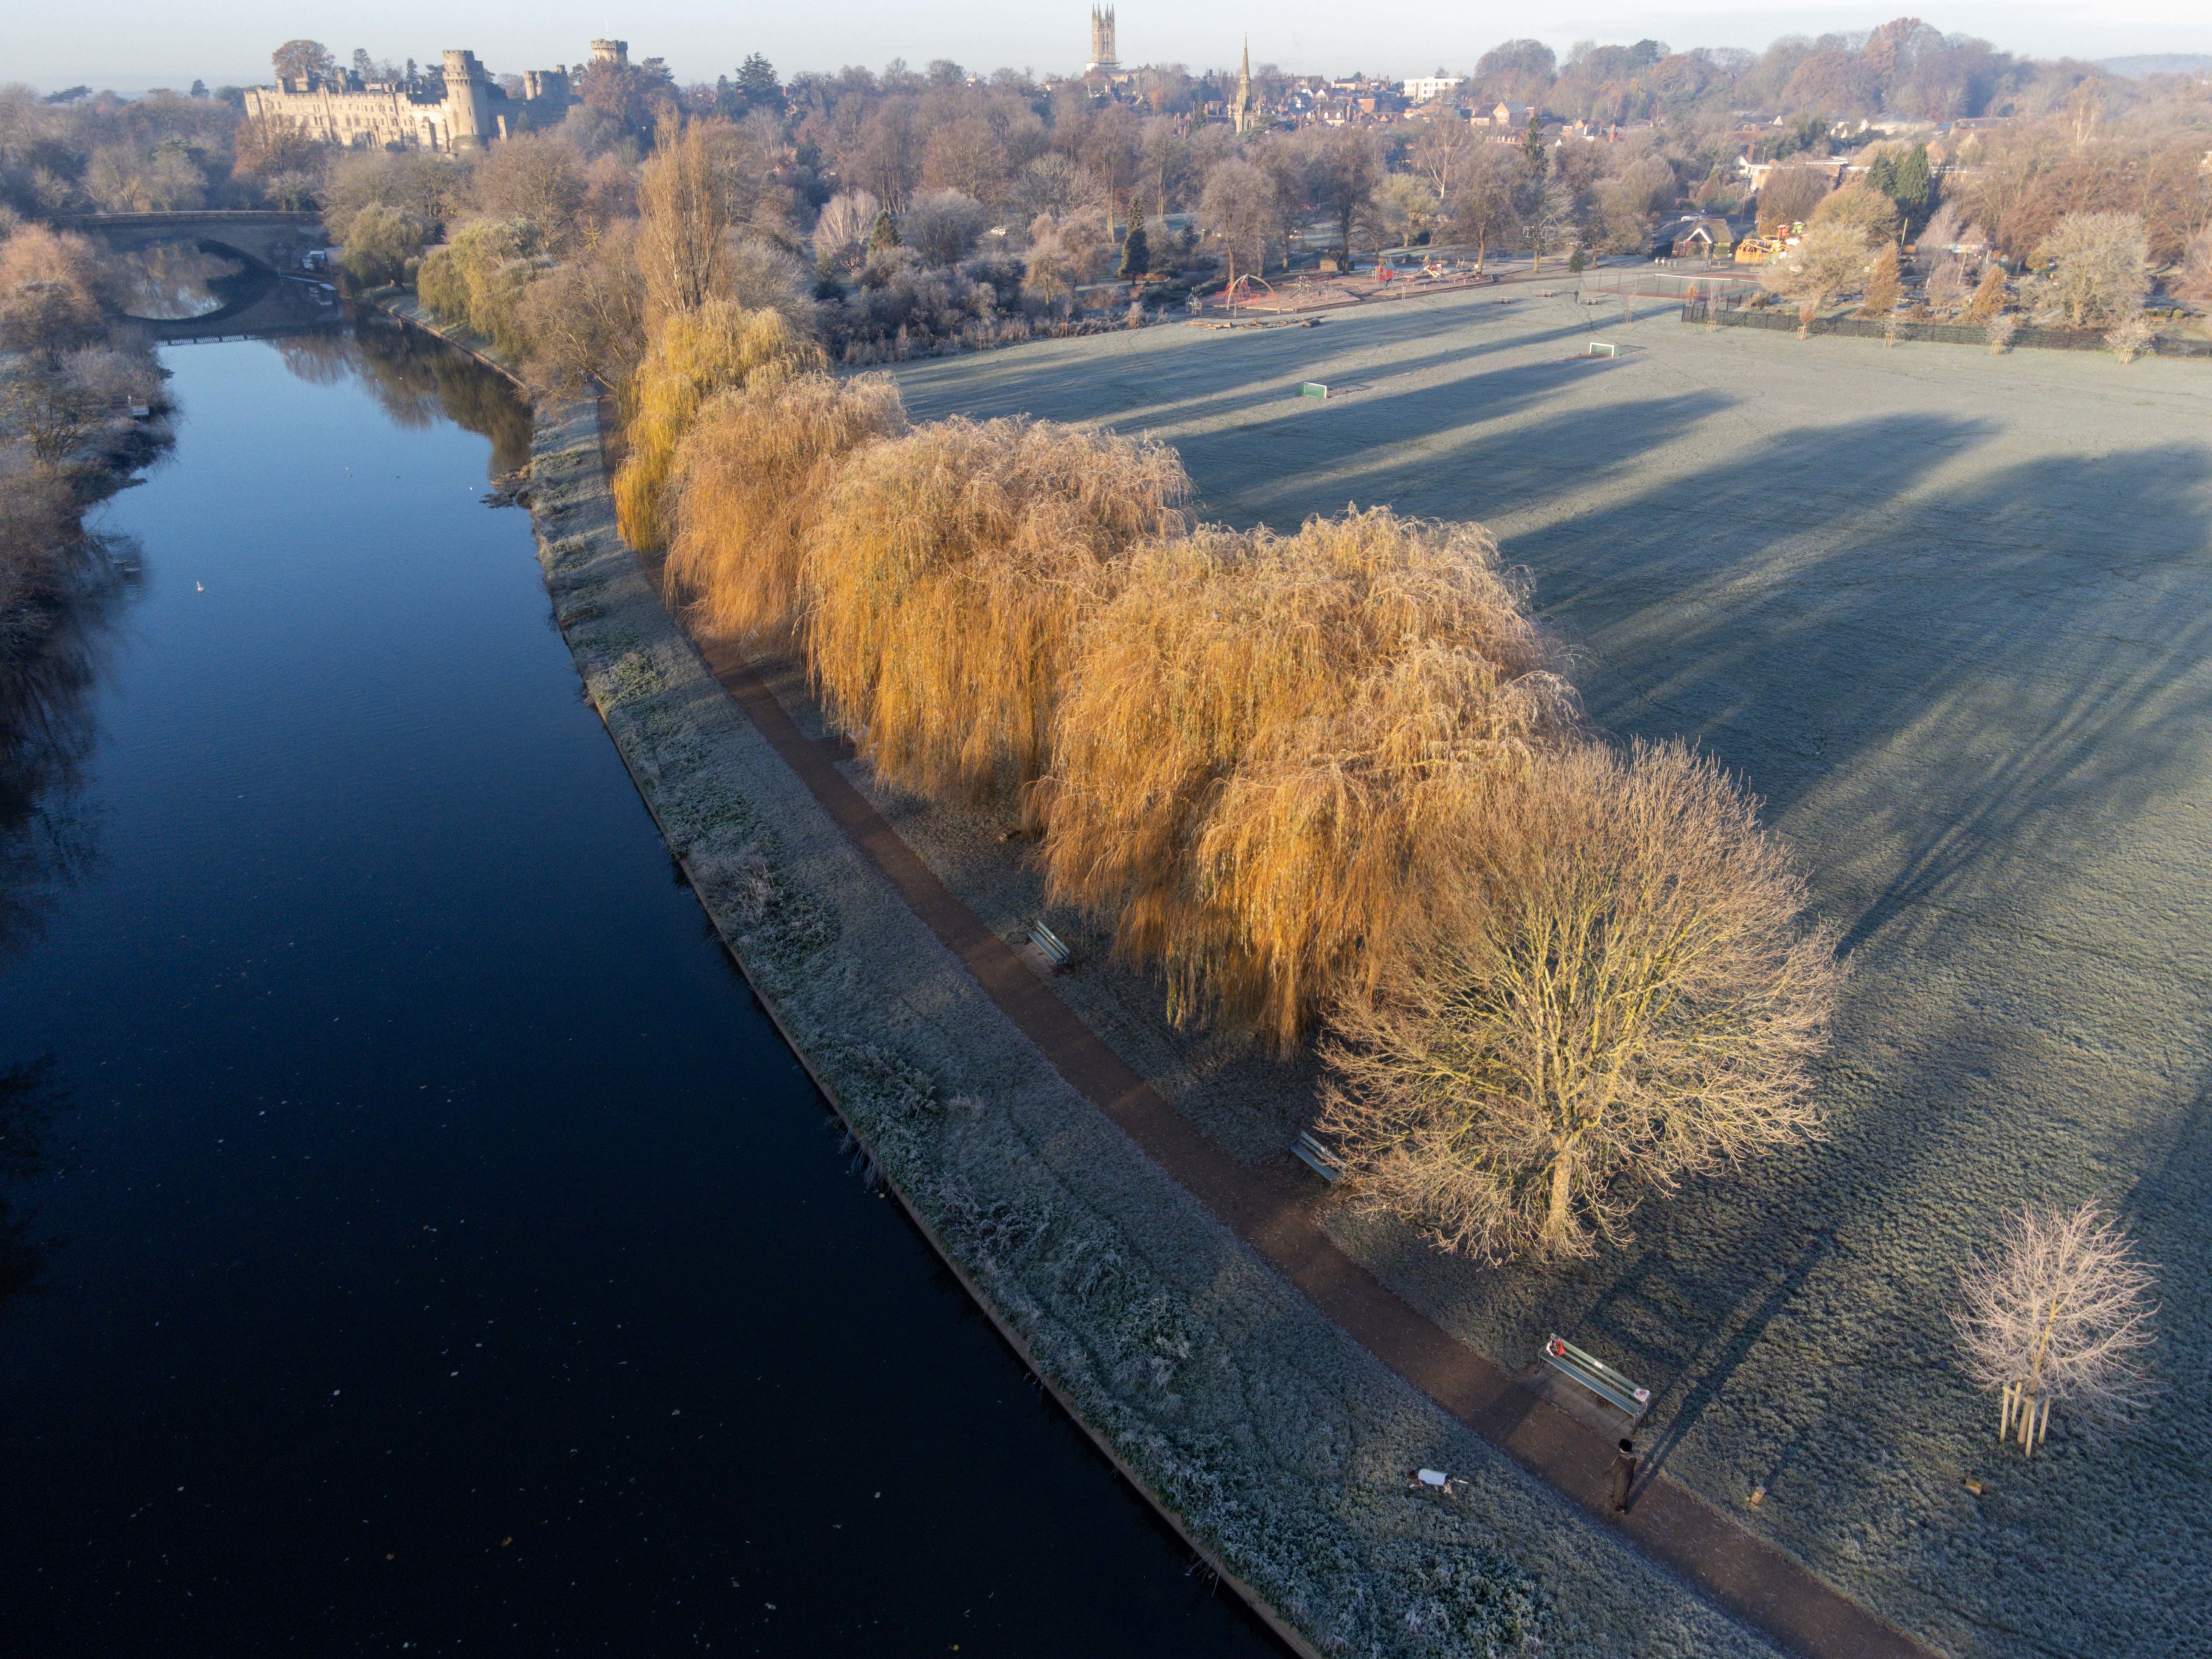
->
[417,323,1791,1656]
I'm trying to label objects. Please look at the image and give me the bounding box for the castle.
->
[240,42,620,153]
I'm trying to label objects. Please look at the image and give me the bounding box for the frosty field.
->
[877,290,2212,1659]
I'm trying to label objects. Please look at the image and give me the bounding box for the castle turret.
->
[441,48,495,151]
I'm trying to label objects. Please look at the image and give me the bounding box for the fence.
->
[1679,296,2212,358]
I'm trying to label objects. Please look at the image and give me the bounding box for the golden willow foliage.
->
[1038,509,1576,1051]
[666,369,909,640]
[799,416,1189,811]
[1318,741,1841,1262]
[612,300,825,553]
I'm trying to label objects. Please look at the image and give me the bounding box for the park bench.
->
[1290,1130,1343,1183]
[1543,1335,1651,1422]
[1025,919,1072,972]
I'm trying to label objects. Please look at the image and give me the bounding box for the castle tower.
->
[1086,6,1118,75]
[441,48,495,151]
[590,39,629,69]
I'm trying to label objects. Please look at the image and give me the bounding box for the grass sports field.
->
[877,288,2212,1658]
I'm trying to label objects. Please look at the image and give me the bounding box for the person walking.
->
[1608,1439,1638,1512]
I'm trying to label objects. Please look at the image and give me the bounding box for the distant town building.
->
[1402,75,1464,104]
[1086,6,1119,76]
[243,46,573,152]
[1231,39,1258,135]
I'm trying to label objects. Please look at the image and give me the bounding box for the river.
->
[0,320,1285,1656]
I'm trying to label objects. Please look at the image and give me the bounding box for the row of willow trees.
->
[600,290,1843,1266]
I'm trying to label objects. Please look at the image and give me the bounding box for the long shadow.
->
[891,297,1607,442]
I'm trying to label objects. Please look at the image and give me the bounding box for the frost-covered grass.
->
[874,293,2212,1659]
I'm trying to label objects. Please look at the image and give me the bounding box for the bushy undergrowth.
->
[1040,510,1576,1050]
[798,415,1188,811]
[665,368,907,640]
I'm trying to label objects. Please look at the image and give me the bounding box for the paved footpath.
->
[682,626,1935,1659]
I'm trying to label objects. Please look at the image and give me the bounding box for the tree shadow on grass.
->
[1306,400,2212,1651]
[889,301,1618,454]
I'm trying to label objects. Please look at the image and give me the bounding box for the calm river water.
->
[0,322,1284,1656]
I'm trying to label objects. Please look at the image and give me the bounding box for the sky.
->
[14,0,2212,94]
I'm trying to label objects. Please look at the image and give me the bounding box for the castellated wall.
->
[243,48,571,153]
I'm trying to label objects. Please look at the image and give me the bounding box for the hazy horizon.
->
[15,2,2212,97]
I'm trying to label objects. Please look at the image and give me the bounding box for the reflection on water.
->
[0,1057,63,1310]
[271,316,533,476]
[113,240,246,321]
[0,531,145,959]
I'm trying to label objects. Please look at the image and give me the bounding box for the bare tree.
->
[1954,1202,2158,1454]
[1448,149,1522,272]
[811,189,883,274]
[2030,212,2147,330]
[1406,115,1480,205]
[635,115,731,320]
[1319,741,1841,1263]
[2178,226,2212,309]
[900,189,988,267]
[1198,157,1276,291]
[1525,181,1577,275]
[1301,126,1384,267]
[1924,254,1973,316]
[1760,221,1871,338]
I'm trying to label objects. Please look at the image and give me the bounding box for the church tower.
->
[1086,6,1119,75]
[1231,38,1255,135]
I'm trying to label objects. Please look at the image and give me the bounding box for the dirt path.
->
[682,623,1935,1659]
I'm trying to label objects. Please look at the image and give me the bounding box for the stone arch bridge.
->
[58,211,342,343]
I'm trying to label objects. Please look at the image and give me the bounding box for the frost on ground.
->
[522,393,1785,1659]
[873,292,2212,1659]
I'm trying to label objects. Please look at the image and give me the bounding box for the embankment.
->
[367,289,1785,1659]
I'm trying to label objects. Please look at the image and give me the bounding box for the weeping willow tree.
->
[1318,741,1841,1262]
[798,415,1187,812]
[1037,509,1575,1050]
[611,300,824,553]
[665,369,908,640]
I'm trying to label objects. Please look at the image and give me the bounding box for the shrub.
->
[1318,741,1841,1261]
[1039,510,1574,1049]
[2105,314,2157,364]
[800,416,1188,810]
[612,299,824,552]
[665,369,908,639]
